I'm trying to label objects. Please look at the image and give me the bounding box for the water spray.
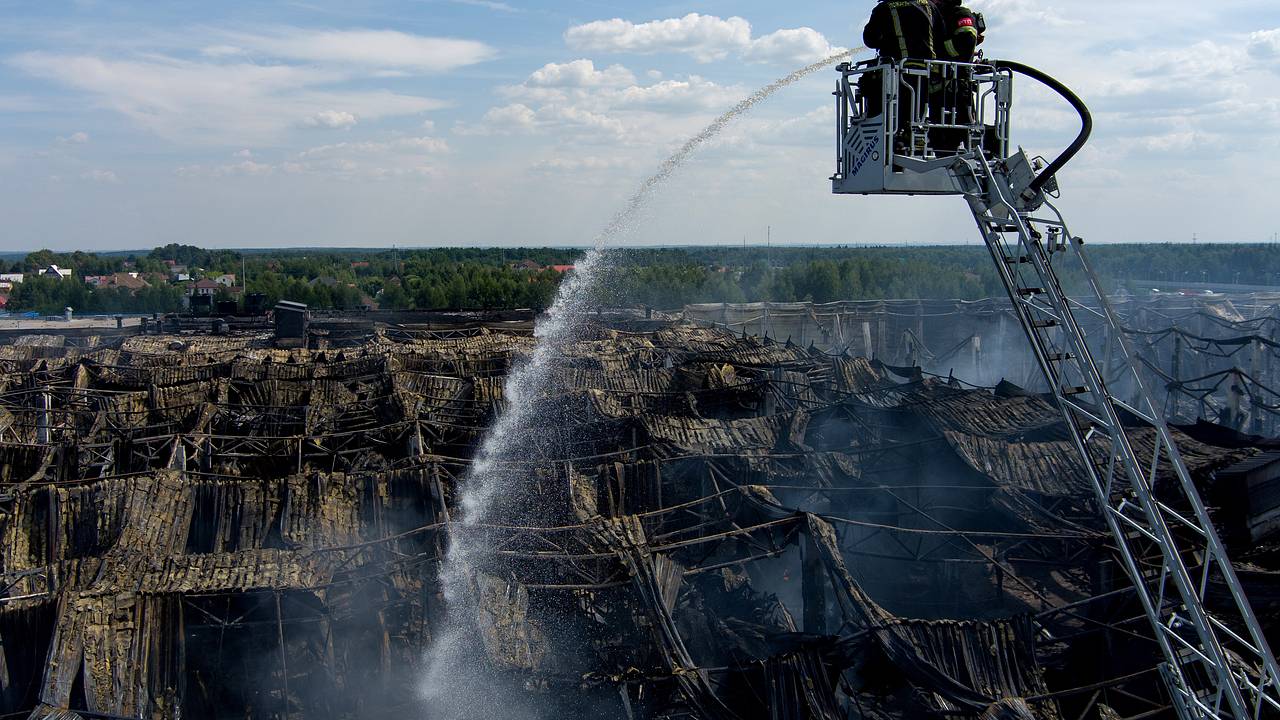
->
[421,48,860,719]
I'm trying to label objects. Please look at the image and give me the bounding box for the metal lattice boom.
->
[832,58,1280,719]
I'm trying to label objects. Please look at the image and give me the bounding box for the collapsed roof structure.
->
[1,298,1278,719]
[686,295,1280,439]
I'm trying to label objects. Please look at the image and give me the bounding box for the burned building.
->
[0,305,1277,719]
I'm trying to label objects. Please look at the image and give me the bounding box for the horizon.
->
[4,239,1280,259]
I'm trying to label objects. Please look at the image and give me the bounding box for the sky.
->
[0,0,1278,251]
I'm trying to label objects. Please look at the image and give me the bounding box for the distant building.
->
[550,265,576,274]
[174,273,192,282]
[0,273,24,285]
[189,279,221,297]
[87,272,151,293]
[43,265,73,279]
[516,259,541,271]
[0,294,7,309]
[351,261,370,269]
[214,273,237,287]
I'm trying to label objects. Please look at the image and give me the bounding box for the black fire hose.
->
[993,59,1093,197]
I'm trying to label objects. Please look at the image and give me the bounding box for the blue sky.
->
[1,0,1278,251]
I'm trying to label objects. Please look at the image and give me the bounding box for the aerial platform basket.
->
[833,59,1016,197]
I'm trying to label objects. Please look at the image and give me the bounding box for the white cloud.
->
[9,52,446,144]
[299,136,450,157]
[228,29,496,73]
[176,160,274,177]
[80,169,118,183]
[232,160,274,176]
[57,131,90,144]
[469,103,537,133]
[399,136,451,152]
[306,110,358,129]
[234,148,253,158]
[527,59,636,88]
[614,77,741,111]
[463,54,751,145]
[530,156,630,174]
[566,14,752,63]
[256,136,454,180]
[457,102,624,138]
[744,28,844,65]
[500,61,743,113]
[1249,29,1280,61]
[969,0,1076,28]
[564,14,841,65]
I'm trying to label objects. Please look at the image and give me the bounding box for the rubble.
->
[0,310,1276,719]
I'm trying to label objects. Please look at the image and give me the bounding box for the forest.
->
[3,243,1278,314]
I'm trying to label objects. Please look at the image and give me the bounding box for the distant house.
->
[168,264,189,278]
[174,273,192,282]
[516,259,541,271]
[214,273,237,287]
[189,279,221,297]
[43,265,72,279]
[351,261,370,269]
[88,272,150,293]
[0,294,7,309]
[550,265,576,274]
[0,273,24,285]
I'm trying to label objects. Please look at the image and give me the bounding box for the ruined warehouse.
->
[2,299,1279,719]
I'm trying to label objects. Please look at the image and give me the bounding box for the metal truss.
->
[960,152,1280,719]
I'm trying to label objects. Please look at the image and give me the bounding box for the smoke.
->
[420,49,858,719]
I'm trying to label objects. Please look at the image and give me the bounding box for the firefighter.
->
[931,0,987,151]
[860,0,942,149]
[934,0,984,62]
[862,0,941,61]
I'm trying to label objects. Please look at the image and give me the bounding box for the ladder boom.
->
[964,155,1280,719]
[832,57,1280,719]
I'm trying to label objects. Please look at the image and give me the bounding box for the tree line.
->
[4,243,1279,315]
